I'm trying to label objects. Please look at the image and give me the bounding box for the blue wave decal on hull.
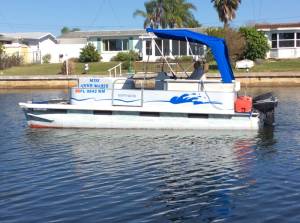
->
[143,94,222,105]
[169,93,222,105]
[71,93,222,105]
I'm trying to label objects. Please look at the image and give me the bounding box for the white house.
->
[256,22,300,59]
[57,37,86,62]
[140,29,205,62]
[58,28,205,62]
[58,30,144,62]
[0,32,58,63]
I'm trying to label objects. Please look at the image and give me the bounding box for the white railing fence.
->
[108,62,123,77]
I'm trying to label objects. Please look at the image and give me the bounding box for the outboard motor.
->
[253,92,278,126]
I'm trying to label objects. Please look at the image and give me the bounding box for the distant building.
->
[256,22,300,59]
[0,32,57,63]
[1,28,206,64]
[58,28,205,62]
[0,35,14,44]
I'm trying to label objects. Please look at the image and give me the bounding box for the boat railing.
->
[112,78,144,107]
[133,61,194,75]
[108,63,123,77]
[71,77,239,107]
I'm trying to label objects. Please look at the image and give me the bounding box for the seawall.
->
[0,76,79,89]
[212,72,300,87]
[1,72,300,89]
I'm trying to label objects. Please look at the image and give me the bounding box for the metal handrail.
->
[108,63,123,77]
[111,78,144,107]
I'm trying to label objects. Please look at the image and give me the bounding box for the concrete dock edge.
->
[1,72,300,88]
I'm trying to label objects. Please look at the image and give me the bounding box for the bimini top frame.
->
[146,28,235,83]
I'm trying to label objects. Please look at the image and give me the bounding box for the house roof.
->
[59,30,147,38]
[58,27,204,39]
[0,35,14,42]
[0,32,56,40]
[255,22,300,30]
[58,38,87,44]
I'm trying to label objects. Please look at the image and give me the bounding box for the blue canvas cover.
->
[146,28,235,83]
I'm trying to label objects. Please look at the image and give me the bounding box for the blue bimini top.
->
[146,28,235,83]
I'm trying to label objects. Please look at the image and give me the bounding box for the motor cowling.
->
[235,96,253,113]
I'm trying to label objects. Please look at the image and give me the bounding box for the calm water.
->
[0,87,300,223]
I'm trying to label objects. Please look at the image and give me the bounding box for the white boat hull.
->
[21,105,261,130]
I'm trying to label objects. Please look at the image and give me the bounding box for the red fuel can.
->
[235,96,253,112]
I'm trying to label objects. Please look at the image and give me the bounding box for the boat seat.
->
[187,61,204,80]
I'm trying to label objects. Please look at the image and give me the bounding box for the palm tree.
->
[133,0,162,28]
[211,0,241,28]
[163,0,199,28]
[133,0,200,28]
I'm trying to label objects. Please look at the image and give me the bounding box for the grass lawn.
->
[1,59,300,75]
[246,59,300,72]
[0,62,121,75]
[206,59,300,73]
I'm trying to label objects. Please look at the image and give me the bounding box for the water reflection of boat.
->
[19,29,277,130]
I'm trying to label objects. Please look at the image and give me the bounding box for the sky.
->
[0,0,300,36]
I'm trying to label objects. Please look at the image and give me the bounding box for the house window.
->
[170,40,188,56]
[189,42,203,55]
[163,39,170,56]
[103,39,129,51]
[155,39,162,56]
[123,39,129,50]
[146,40,152,55]
[297,33,300,47]
[279,33,294,47]
[271,33,277,49]
[172,40,179,55]
[179,41,187,55]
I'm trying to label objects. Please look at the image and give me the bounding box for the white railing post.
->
[107,62,123,77]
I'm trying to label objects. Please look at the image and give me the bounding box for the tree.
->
[162,0,199,28]
[211,0,241,28]
[133,0,200,28]
[61,26,81,35]
[42,54,51,64]
[239,27,270,60]
[79,43,101,63]
[0,44,4,56]
[0,44,4,69]
[184,17,201,28]
[133,1,160,28]
[61,26,70,34]
[206,27,245,62]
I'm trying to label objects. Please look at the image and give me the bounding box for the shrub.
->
[42,54,51,64]
[111,50,140,70]
[239,27,270,60]
[69,57,79,63]
[121,61,130,70]
[0,54,23,70]
[206,27,246,62]
[176,55,193,62]
[111,50,139,62]
[0,44,4,57]
[60,59,75,75]
[79,43,101,63]
[155,57,175,62]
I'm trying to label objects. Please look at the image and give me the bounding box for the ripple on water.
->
[1,88,300,222]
